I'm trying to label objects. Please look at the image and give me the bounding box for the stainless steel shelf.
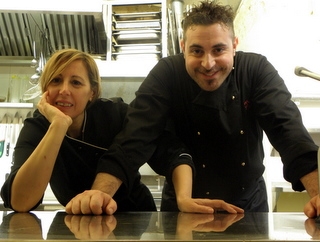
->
[0,103,33,108]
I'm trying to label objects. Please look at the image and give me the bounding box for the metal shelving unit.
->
[104,0,167,63]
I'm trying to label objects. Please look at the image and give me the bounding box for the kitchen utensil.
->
[0,114,7,158]
[23,50,45,100]
[0,139,4,158]
[113,29,160,44]
[5,114,12,157]
[10,112,19,152]
[113,11,161,21]
[30,51,43,85]
[30,73,40,85]
[30,40,38,68]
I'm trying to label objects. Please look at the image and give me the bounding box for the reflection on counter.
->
[0,211,318,241]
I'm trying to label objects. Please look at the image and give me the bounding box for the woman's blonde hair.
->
[40,48,101,102]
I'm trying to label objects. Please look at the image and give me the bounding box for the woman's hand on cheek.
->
[37,91,72,127]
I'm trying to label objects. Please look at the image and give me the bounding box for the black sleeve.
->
[95,58,175,191]
[242,53,318,190]
[147,119,195,184]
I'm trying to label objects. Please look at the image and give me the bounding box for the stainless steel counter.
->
[0,211,318,241]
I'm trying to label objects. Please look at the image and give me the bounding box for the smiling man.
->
[182,23,237,92]
[99,0,319,216]
[53,1,320,217]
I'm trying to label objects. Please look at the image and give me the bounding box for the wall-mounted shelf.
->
[0,103,34,122]
[95,59,157,77]
[0,103,33,108]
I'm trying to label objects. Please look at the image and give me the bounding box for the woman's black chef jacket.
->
[94,52,318,209]
[1,98,156,211]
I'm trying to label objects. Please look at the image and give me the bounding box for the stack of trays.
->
[112,5,162,61]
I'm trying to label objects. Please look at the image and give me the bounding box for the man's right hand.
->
[65,190,117,215]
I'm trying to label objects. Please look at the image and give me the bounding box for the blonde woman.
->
[1,49,156,214]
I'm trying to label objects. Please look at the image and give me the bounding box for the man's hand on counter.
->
[304,195,320,218]
[65,190,117,215]
[65,173,121,215]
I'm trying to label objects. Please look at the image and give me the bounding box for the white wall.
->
[235,0,320,97]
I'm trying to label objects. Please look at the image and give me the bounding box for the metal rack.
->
[112,8,162,61]
[104,0,167,62]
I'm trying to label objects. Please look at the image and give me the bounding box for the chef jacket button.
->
[240,130,244,134]
[241,162,246,166]
[197,131,201,135]
[202,164,206,168]
[242,187,245,190]
[206,192,210,195]
[232,95,236,100]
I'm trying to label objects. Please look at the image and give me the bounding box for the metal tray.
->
[113,11,161,21]
[113,43,161,53]
[112,53,160,61]
[113,19,161,29]
[112,29,161,45]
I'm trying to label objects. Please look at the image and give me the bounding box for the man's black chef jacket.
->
[95,52,318,210]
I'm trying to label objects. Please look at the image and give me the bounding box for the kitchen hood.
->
[0,0,107,63]
[0,0,167,77]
